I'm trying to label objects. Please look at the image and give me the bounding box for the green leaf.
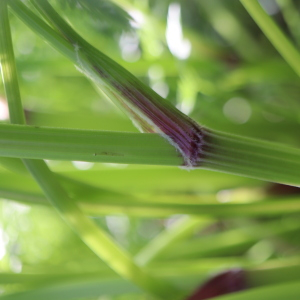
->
[57,0,133,33]
[212,281,300,300]
[0,278,140,300]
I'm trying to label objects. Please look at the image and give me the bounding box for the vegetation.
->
[0,0,300,299]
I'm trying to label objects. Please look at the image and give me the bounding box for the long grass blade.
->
[211,281,300,300]
[1,123,300,185]
[0,123,181,165]
[240,0,300,77]
[0,278,140,300]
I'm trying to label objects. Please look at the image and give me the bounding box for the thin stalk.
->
[0,2,179,298]
[56,197,300,218]
[201,129,300,186]
[2,258,300,287]
[147,257,249,278]
[2,187,300,218]
[199,1,262,61]
[277,0,300,46]
[0,1,25,124]
[247,259,300,287]
[135,216,214,266]
[163,219,300,259]
[0,272,117,286]
[0,277,140,300]
[1,123,300,186]
[240,0,300,77]
[1,261,300,300]
[207,281,300,300]
[9,1,76,63]
[0,123,181,165]
[21,160,178,299]
[0,157,27,173]
[0,189,45,205]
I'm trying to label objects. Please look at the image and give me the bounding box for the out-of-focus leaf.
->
[186,269,247,300]
[57,0,132,33]
[0,278,140,300]
[212,281,300,300]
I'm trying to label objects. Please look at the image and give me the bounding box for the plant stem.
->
[135,216,214,266]
[247,260,300,287]
[1,123,300,186]
[2,187,300,218]
[201,129,300,186]
[21,160,178,299]
[0,123,181,165]
[199,1,262,61]
[0,2,179,298]
[0,277,140,300]
[0,157,27,173]
[240,0,300,77]
[10,0,206,168]
[207,281,300,300]
[165,219,300,259]
[0,1,25,125]
[276,0,300,46]
[9,1,76,62]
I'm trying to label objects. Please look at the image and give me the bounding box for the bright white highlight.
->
[149,65,169,98]
[177,101,193,115]
[0,98,9,120]
[119,32,141,62]
[166,3,191,60]
[0,228,8,260]
[151,82,169,98]
[129,10,145,28]
[72,161,94,170]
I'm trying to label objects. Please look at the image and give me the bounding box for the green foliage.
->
[1,0,300,299]
[57,0,133,33]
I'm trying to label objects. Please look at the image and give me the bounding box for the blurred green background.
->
[1,0,300,299]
